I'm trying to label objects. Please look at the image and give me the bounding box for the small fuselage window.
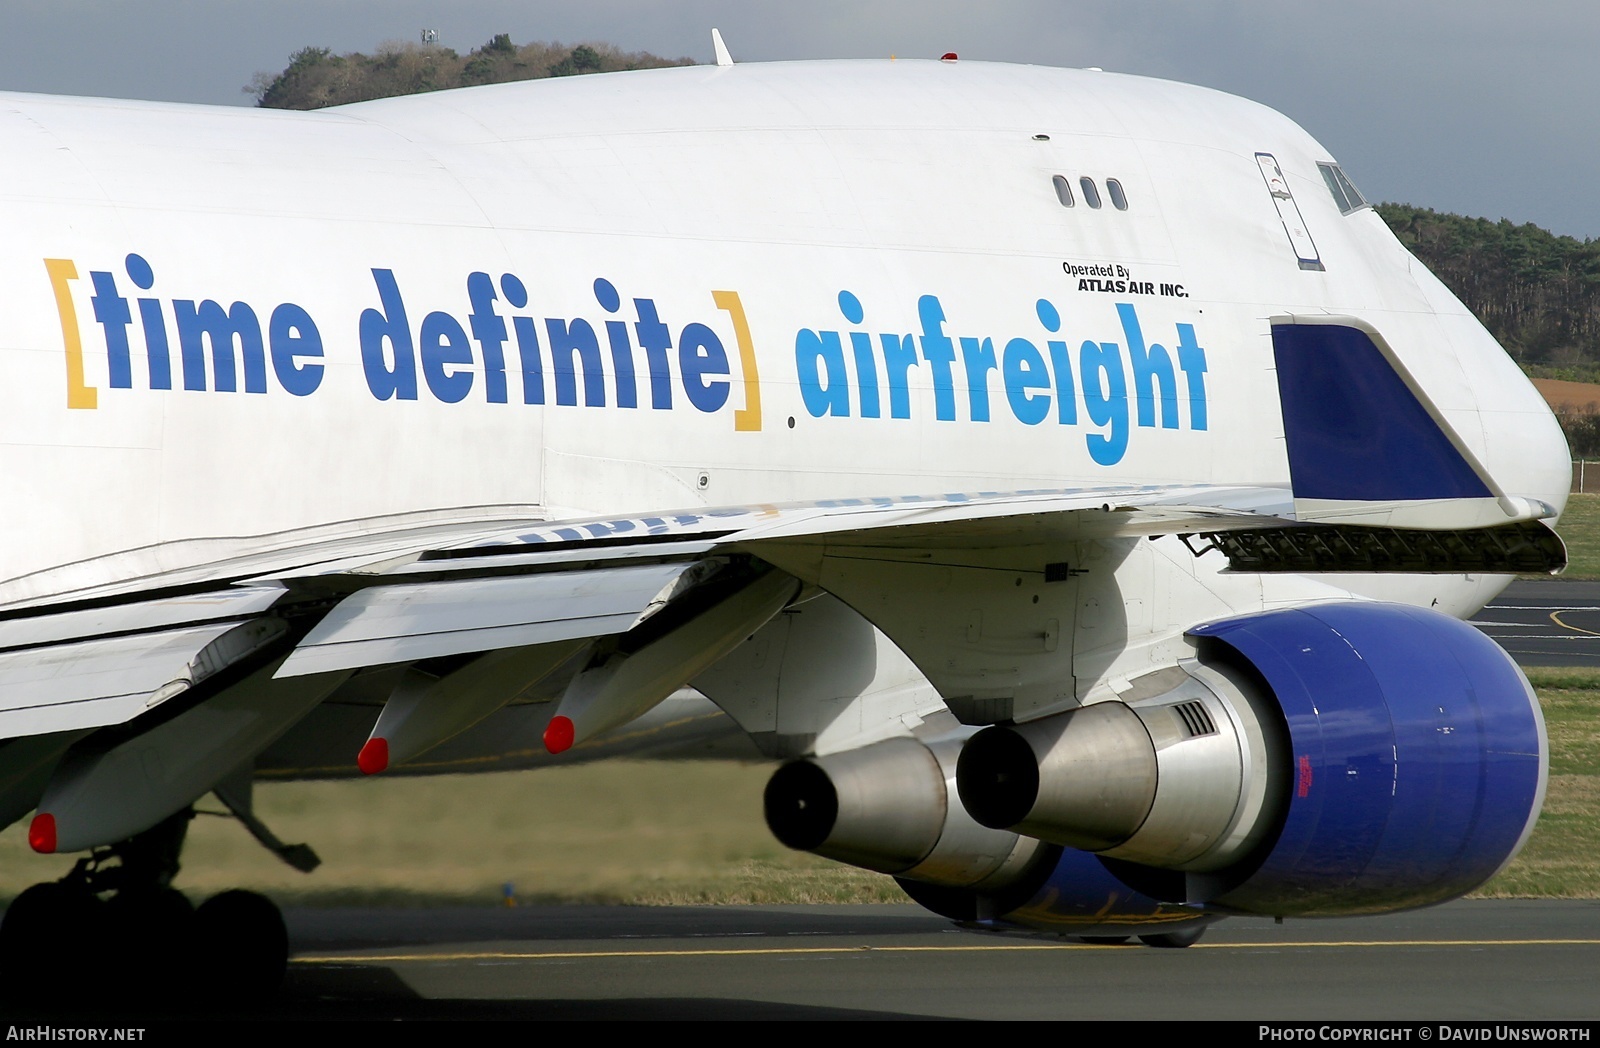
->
[1052,174,1075,207]
[1079,177,1102,209]
[1051,173,1128,211]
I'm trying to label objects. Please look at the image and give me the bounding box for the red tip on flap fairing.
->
[358,737,390,775]
[28,813,56,854]
[544,715,575,754]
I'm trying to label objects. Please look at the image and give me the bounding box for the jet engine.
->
[763,732,1218,941]
[764,734,1051,901]
[956,601,1546,919]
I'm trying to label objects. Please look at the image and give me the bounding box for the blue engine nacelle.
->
[1192,600,1546,916]
[952,601,1546,926]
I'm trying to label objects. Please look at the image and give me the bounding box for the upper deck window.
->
[1050,173,1129,212]
[1052,174,1075,207]
[1318,162,1370,215]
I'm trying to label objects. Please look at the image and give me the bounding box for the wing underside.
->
[0,481,1563,850]
[0,481,1565,739]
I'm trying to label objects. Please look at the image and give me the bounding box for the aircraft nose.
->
[1537,405,1573,521]
[1394,262,1571,524]
[1480,376,1571,523]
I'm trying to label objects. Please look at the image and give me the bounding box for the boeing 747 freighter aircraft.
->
[0,41,1572,997]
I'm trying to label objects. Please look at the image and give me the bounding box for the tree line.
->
[1377,204,1600,381]
[249,35,692,110]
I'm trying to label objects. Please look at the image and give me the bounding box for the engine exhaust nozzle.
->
[958,702,1158,851]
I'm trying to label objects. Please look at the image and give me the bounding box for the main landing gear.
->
[0,808,291,1005]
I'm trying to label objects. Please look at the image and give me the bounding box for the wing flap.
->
[275,560,707,677]
[0,585,285,651]
[0,618,284,739]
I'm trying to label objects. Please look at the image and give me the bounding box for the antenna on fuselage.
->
[712,28,734,67]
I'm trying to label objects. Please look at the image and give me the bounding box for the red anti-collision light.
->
[28,813,56,854]
[544,715,575,754]
[357,737,390,775]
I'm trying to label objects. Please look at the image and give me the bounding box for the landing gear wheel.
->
[104,887,197,999]
[1139,927,1206,948]
[195,890,288,1000]
[0,882,103,1001]
[1080,936,1131,945]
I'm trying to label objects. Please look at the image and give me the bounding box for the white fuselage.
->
[0,60,1570,606]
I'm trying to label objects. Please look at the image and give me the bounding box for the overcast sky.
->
[3,1,1595,238]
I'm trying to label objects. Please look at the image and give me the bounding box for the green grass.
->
[0,760,903,908]
[1548,492,1600,578]
[1,673,1595,907]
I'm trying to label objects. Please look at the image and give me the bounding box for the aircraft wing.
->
[0,483,1277,727]
[0,479,1562,741]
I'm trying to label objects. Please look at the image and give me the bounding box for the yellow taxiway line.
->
[293,938,1600,965]
[1550,609,1600,637]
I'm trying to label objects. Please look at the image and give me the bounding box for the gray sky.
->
[4,1,1596,238]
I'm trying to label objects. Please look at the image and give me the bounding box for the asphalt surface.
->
[269,901,1600,1020]
[1472,579,1600,667]
[12,900,1595,1021]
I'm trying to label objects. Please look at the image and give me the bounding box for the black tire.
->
[195,890,288,1001]
[0,882,103,1002]
[104,886,196,999]
[1139,927,1207,948]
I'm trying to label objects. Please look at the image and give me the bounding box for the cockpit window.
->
[1318,162,1369,215]
[1333,167,1367,210]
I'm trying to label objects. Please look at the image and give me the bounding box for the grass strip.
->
[0,673,1594,907]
